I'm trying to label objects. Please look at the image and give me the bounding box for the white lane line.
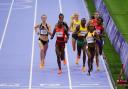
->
[28,0,37,89]
[100,56,114,89]
[81,0,114,89]
[81,0,90,20]
[0,0,14,51]
[65,48,72,89]
[59,0,62,13]
[58,0,72,89]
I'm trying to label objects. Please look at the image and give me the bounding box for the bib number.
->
[80,31,87,36]
[56,32,63,37]
[86,37,94,43]
[40,30,48,35]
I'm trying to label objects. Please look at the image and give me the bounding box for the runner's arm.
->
[69,21,73,32]
[93,32,99,40]
[64,22,69,32]
[100,27,105,38]
[50,28,56,39]
[84,32,88,38]
[64,27,69,43]
[47,24,52,36]
[34,24,40,35]
[34,24,40,33]
[73,25,80,34]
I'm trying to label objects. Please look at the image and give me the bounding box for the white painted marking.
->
[65,48,73,89]
[80,83,100,86]
[81,0,90,20]
[100,56,114,89]
[59,0,62,13]
[0,0,32,11]
[28,0,37,89]
[0,0,14,50]
[0,83,20,87]
[40,83,61,87]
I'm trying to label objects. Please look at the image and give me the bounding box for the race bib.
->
[80,31,87,36]
[56,32,63,37]
[40,30,48,35]
[86,37,94,43]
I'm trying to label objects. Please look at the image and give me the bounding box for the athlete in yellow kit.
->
[70,13,81,51]
[73,18,88,72]
[86,23,97,75]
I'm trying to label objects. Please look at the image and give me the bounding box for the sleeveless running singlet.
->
[72,20,81,32]
[39,23,49,36]
[78,24,88,37]
[86,32,95,44]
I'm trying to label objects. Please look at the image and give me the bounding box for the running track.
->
[0,0,114,89]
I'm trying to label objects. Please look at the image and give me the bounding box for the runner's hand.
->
[50,37,53,39]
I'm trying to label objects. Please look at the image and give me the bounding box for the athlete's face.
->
[71,15,75,21]
[94,12,100,18]
[74,15,79,20]
[88,25,95,32]
[97,19,102,25]
[41,15,47,23]
[59,15,64,21]
[81,20,86,25]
